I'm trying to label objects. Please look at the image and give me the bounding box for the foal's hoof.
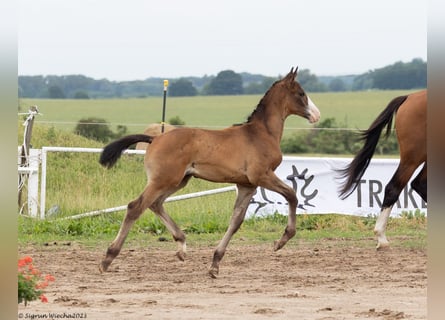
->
[209,266,219,279]
[176,251,186,261]
[273,240,284,252]
[208,267,219,279]
[99,261,109,273]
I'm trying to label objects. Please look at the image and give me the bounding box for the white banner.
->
[247,157,426,217]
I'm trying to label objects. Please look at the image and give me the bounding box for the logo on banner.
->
[355,179,427,209]
[249,165,318,215]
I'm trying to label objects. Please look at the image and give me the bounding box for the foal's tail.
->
[337,95,408,199]
[99,134,154,169]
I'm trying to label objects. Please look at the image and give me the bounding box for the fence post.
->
[27,149,40,217]
[40,147,48,219]
[18,106,39,213]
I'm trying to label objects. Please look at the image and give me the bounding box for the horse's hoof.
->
[376,242,390,251]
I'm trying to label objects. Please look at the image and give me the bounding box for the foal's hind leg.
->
[209,184,256,278]
[100,192,152,272]
[100,175,192,272]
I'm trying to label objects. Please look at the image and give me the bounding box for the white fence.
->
[18,148,40,216]
[18,147,426,219]
[20,147,236,219]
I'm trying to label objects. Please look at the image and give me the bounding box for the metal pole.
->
[63,186,236,220]
[161,79,169,133]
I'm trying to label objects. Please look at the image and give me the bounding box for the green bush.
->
[74,117,128,143]
[281,117,399,155]
[168,115,186,126]
[74,117,114,143]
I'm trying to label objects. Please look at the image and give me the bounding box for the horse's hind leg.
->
[209,185,256,278]
[374,162,418,250]
[100,192,151,272]
[411,163,427,202]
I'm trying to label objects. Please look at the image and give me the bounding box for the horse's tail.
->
[337,95,408,199]
[99,134,154,169]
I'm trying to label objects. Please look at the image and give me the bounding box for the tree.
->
[329,78,346,92]
[18,75,46,98]
[73,91,90,99]
[204,70,243,95]
[352,72,373,91]
[169,78,198,96]
[296,69,327,92]
[244,77,277,94]
[48,85,66,99]
[352,58,427,90]
[372,59,426,89]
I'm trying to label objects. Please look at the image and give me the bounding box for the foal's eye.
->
[299,92,305,97]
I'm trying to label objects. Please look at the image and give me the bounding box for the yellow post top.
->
[163,80,169,89]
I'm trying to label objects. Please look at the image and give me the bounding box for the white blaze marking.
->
[307,96,320,123]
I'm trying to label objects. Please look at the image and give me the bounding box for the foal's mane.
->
[245,78,281,123]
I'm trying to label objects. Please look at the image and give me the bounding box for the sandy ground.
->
[18,237,426,320]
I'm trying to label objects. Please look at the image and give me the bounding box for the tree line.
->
[18,58,426,99]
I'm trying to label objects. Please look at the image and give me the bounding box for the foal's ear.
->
[285,67,298,82]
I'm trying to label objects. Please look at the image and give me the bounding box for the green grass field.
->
[19,90,416,136]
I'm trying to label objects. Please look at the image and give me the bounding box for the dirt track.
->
[18,238,426,319]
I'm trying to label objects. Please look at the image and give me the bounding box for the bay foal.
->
[99,68,320,277]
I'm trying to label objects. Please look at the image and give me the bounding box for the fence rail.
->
[18,147,426,220]
[21,147,236,219]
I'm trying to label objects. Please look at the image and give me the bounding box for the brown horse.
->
[98,68,320,277]
[338,90,427,249]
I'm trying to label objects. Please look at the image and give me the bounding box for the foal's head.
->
[274,67,320,123]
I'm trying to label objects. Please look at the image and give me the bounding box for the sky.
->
[18,0,427,81]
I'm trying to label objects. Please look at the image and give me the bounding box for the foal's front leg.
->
[150,175,192,261]
[258,173,298,251]
[150,200,187,261]
[273,186,297,251]
[209,185,256,278]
